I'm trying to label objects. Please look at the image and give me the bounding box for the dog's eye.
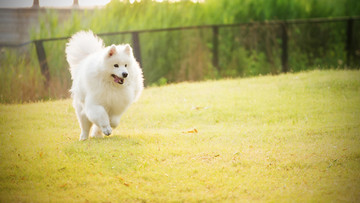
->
[125,64,127,67]
[114,64,119,68]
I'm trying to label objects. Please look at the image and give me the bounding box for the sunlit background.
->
[0,0,359,103]
[0,0,110,8]
[0,0,205,8]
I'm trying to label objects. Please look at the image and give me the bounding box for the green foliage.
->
[1,70,360,201]
[32,0,360,83]
[1,0,360,103]
[0,46,45,103]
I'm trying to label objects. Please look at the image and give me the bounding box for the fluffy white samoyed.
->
[65,30,143,141]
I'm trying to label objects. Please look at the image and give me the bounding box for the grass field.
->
[0,70,359,202]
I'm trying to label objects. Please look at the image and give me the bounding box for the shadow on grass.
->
[62,134,147,173]
[88,134,145,146]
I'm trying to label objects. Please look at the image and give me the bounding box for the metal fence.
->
[1,16,359,87]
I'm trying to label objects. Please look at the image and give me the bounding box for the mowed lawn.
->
[0,70,359,202]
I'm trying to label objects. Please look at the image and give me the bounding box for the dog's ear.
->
[124,44,132,56]
[108,45,117,57]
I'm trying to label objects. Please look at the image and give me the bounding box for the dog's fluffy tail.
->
[66,30,104,69]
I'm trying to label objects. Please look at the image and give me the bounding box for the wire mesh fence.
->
[0,16,359,103]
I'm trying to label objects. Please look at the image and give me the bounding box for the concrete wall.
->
[0,8,76,45]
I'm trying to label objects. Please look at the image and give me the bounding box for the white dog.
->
[66,31,143,141]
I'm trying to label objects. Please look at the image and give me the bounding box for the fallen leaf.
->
[59,183,67,188]
[116,176,124,181]
[182,128,198,134]
[192,106,210,110]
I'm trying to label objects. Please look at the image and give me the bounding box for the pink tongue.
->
[114,77,121,83]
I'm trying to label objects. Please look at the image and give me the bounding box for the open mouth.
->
[111,74,124,84]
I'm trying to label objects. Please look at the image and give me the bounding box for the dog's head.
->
[104,44,133,85]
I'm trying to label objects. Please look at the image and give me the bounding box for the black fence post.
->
[34,40,50,88]
[212,26,219,71]
[131,32,142,67]
[346,18,354,66]
[281,22,289,73]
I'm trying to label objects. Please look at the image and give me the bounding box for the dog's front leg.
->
[73,100,92,141]
[84,99,112,136]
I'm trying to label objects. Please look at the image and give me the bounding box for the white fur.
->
[66,30,144,141]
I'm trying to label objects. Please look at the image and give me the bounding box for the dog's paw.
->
[90,126,104,138]
[79,133,88,141]
[90,131,104,138]
[101,126,112,136]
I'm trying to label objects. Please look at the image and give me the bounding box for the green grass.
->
[0,70,359,202]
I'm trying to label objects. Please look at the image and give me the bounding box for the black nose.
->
[122,72,128,78]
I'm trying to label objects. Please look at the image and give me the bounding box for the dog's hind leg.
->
[90,125,104,138]
[110,115,121,128]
